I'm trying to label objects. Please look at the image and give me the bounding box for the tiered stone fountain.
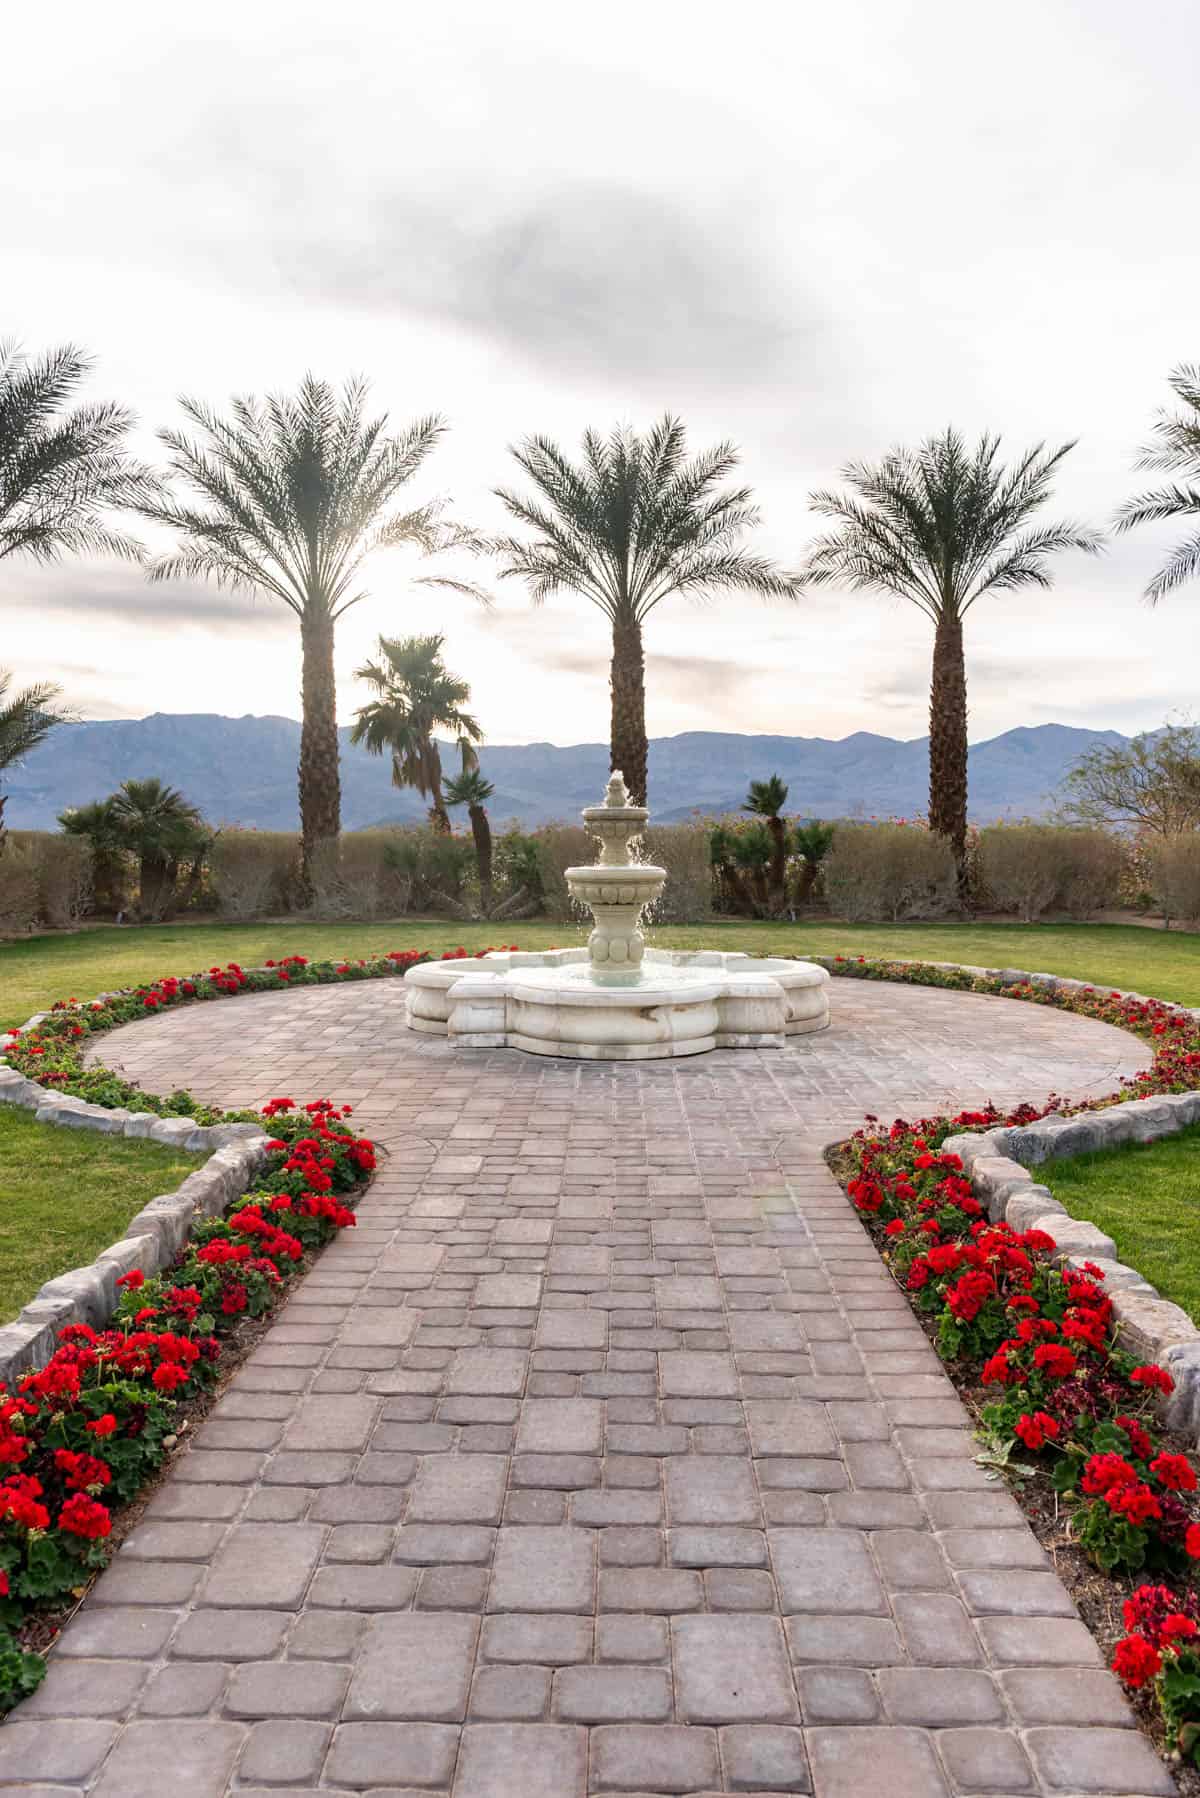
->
[405,772,831,1059]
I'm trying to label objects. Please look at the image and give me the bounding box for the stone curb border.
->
[0,1046,268,1388]
[814,955,1200,1441]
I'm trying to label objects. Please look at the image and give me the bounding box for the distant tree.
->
[493,415,799,806]
[1116,364,1200,601]
[143,375,485,888]
[802,430,1102,890]
[58,796,127,911]
[792,819,836,904]
[1056,725,1200,837]
[743,775,789,909]
[0,671,73,854]
[350,634,483,833]
[445,768,496,912]
[0,340,154,567]
[61,777,208,920]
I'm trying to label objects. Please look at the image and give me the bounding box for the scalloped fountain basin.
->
[404,771,831,1060]
[404,947,831,1061]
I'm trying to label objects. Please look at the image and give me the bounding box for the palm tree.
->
[802,430,1102,885]
[1115,364,1200,600]
[0,672,73,853]
[493,415,800,806]
[1,340,154,566]
[110,778,208,920]
[445,768,496,912]
[143,375,485,885]
[58,796,128,911]
[743,775,789,909]
[350,634,483,833]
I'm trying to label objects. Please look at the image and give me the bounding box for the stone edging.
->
[832,957,1200,1440]
[0,1055,268,1386]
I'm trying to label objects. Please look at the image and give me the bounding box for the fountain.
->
[404,772,831,1059]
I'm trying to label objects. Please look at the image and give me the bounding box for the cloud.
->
[274,179,823,389]
[0,564,294,632]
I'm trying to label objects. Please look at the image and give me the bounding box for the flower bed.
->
[832,957,1200,1777]
[0,1097,372,1712]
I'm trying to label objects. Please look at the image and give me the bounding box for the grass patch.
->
[1,917,1198,1027]
[1045,1123,1200,1325]
[0,1106,204,1323]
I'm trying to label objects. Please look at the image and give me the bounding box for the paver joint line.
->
[12,975,1156,1796]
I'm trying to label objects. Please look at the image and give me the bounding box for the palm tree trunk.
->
[299,608,342,888]
[610,612,648,806]
[767,816,786,909]
[928,609,969,892]
[469,804,493,913]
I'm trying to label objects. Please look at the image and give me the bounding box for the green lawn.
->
[0,1106,204,1323]
[1045,1124,1200,1325]
[1,916,1198,1027]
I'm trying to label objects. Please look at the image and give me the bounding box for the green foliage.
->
[1057,725,1200,837]
[1115,362,1200,601]
[793,820,835,866]
[0,1634,45,1709]
[743,775,788,820]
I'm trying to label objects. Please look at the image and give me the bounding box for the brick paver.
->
[5,976,1174,1793]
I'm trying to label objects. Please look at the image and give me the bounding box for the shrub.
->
[642,822,712,924]
[533,824,594,924]
[977,824,1064,922]
[822,823,958,921]
[382,828,474,915]
[1055,828,1125,918]
[0,840,40,935]
[5,833,93,930]
[209,830,297,919]
[1149,833,1200,927]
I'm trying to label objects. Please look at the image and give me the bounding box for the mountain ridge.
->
[4,714,1126,832]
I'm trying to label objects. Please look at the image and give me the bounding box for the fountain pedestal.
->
[404,772,831,1060]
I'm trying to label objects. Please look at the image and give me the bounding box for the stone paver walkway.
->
[1,979,1176,1795]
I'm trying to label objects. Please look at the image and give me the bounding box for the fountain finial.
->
[604,769,629,808]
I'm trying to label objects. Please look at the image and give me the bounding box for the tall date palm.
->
[493,415,799,806]
[1,340,154,566]
[143,375,484,884]
[802,429,1102,884]
[1115,363,1200,601]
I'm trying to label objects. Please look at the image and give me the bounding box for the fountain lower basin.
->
[405,947,831,1060]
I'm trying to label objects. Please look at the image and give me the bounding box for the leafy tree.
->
[0,671,73,853]
[0,340,154,566]
[351,634,483,833]
[802,430,1102,886]
[1116,364,1200,601]
[61,778,208,920]
[445,768,496,912]
[743,775,789,907]
[1057,725,1200,837]
[142,375,484,885]
[493,415,799,806]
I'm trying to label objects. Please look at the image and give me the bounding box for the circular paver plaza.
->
[3,978,1177,1796]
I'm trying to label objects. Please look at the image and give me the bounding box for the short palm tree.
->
[445,768,496,912]
[0,340,154,566]
[143,374,485,884]
[1115,364,1200,601]
[351,634,483,833]
[58,796,127,911]
[111,778,208,920]
[0,671,73,851]
[743,775,789,908]
[802,429,1102,884]
[493,415,800,806]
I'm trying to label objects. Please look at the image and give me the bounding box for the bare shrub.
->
[823,823,958,921]
[1055,828,1124,918]
[1149,833,1200,926]
[36,834,93,927]
[978,824,1071,922]
[534,825,594,924]
[642,822,713,923]
[0,840,41,935]
[210,830,298,919]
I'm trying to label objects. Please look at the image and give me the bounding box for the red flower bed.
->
[0,1098,373,1709]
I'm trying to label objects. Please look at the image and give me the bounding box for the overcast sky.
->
[3,0,1198,748]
